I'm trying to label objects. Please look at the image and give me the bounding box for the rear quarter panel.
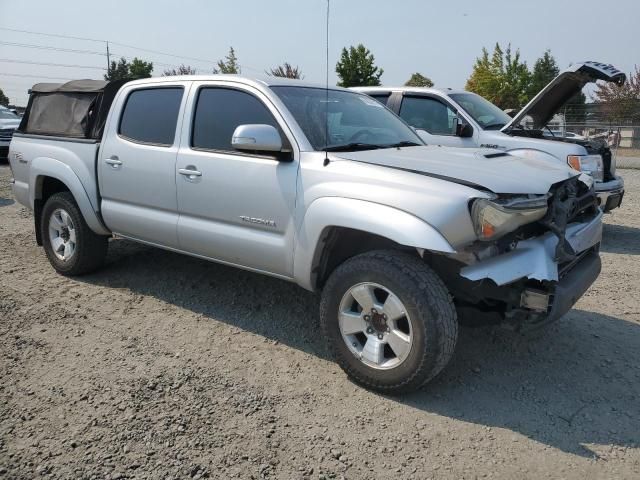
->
[10,134,101,209]
[9,134,110,235]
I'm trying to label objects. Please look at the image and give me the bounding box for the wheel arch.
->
[30,157,110,242]
[293,197,455,291]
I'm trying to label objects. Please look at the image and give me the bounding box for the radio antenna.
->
[323,0,331,166]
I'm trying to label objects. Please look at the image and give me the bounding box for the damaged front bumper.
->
[460,209,602,285]
[458,210,603,329]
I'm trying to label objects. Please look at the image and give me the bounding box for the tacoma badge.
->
[239,216,276,227]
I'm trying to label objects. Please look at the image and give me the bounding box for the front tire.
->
[41,192,108,276]
[320,250,458,393]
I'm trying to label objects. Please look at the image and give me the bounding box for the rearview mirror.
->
[232,124,283,152]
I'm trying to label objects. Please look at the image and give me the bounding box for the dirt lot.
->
[1,164,639,480]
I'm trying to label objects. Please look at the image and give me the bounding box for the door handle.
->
[105,156,122,167]
[178,167,202,177]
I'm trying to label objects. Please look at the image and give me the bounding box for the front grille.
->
[549,176,599,224]
[542,176,599,263]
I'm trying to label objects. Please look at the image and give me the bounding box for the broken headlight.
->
[567,155,604,182]
[471,196,548,241]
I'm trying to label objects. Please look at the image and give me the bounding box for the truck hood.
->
[502,61,626,131]
[333,145,580,194]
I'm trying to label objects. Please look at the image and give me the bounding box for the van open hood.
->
[502,61,626,132]
[334,146,581,194]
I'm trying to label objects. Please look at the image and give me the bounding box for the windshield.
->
[271,86,423,151]
[0,108,19,120]
[449,92,512,130]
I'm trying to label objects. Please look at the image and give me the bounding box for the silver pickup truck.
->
[9,76,602,393]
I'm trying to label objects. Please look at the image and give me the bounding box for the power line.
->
[0,41,107,56]
[0,58,106,70]
[0,72,78,81]
[109,42,217,66]
[0,27,106,44]
[111,53,205,71]
[0,27,217,65]
[0,26,265,79]
[0,26,265,72]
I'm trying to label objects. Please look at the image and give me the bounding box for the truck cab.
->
[354,61,626,212]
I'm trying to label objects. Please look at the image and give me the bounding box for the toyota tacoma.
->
[9,76,602,392]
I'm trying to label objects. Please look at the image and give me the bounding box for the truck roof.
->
[124,74,347,91]
[353,86,468,96]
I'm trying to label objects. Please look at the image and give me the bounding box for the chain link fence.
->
[561,123,640,169]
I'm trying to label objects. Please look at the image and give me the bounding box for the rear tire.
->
[320,250,458,394]
[41,192,108,276]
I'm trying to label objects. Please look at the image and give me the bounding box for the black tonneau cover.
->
[18,79,129,139]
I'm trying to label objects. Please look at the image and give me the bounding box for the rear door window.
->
[119,87,184,145]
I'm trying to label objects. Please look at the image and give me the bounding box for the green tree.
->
[267,62,303,79]
[527,50,559,99]
[501,46,531,108]
[104,58,129,80]
[465,47,500,102]
[104,57,153,80]
[528,51,587,123]
[404,72,434,88]
[128,58,154,79]
[213,47,240,74]
[465,43,530,109]
[593,65,640,123]
[0,88,9,107]
[335,44,383,87]
[163,64,197,76]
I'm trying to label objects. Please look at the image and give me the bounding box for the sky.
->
[1,0,639,106]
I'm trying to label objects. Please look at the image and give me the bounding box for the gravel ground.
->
[1,164,639,480]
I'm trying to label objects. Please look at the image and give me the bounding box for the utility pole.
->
[106,41,111,78]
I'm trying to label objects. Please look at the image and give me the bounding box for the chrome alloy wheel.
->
[48,208,77,262]
[338,282,414,370]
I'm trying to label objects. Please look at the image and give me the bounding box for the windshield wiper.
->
[483,122,506,130]
[324,143,384,152]
[383,140,422,148]
[324,141,422,152]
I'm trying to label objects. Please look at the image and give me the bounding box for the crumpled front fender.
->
[460,210,603,286]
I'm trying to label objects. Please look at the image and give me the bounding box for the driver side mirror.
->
[454,118,473,138]
[232,124,283,152]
